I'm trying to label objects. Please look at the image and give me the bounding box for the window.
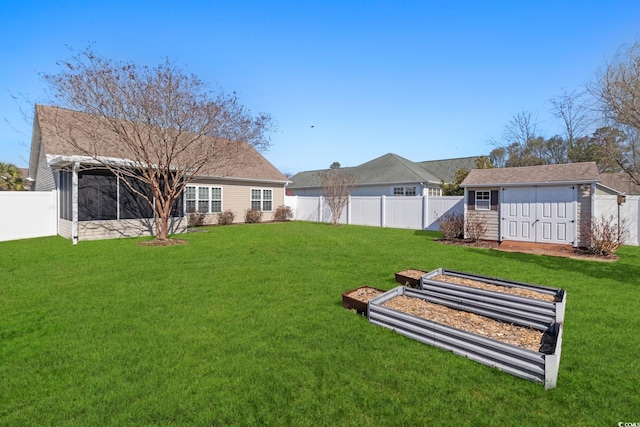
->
[251,188,273,211]
[393,186,417,196]
[198,187,209,213]
[185,186,196,213]
[185,185,222,213]
[428,187,441,197]
[211,187,222,213]
[476,190,490,210]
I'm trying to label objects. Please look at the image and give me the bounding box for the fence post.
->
[72,162,79,245]
[347,195,351,225]
[381,195,386,228]
[318,196,323,222]
[423,195,428,230]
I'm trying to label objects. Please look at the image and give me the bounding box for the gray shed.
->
[460,162,605,247]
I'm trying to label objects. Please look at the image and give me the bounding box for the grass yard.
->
[1,221,639,426]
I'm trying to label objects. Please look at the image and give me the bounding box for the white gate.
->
[502,186,576,245]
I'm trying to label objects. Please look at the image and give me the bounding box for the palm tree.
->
[0,162,24,191]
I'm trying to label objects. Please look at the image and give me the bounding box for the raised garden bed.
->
[420,268,566,328]
[395,269,427,288]
[342,286,386,315]
[368,286,563,389]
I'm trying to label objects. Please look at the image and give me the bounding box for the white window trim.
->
[392,186,418,196]
[185,185,223,213]
[251,188,274,212]
[476,190,491,210]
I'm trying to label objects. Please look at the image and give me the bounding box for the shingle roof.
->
[418,156,481,184]
[289,153,477,189]
[35,104,287,182]
[353,153,440,184]
[598,172,640,195]
[461,162,600,187]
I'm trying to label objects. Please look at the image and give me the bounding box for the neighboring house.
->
[598,172,640,195]
[29,104,289,242]
[288,153,481,197]
[19,168,32,191]
[460,162,616,247]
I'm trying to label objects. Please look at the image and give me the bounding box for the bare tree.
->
[42,46,272,240]
[319,168,356,226]
[491,111,543,167]
[592,41,640,184]
[503,110,538,146]
[550,89,592,151]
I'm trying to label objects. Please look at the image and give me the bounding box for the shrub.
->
[217,210,235,226]
[437,211,464,240]
[465,216,487,242]
[274,205,294,222]
[244,208,263,224]
[187,211,206,227]
[581,214,629,256]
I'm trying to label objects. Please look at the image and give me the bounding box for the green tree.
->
[0,162,24,191]
[440,168,469,196]
[440,156,493,196]
[474,156,494,169]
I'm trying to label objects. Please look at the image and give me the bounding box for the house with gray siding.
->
[29,105,289,242]
[288,153,481,197]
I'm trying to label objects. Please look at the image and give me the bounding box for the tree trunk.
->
[158,213,169,240]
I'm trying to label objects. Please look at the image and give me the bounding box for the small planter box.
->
[368,286,563,389]
[342,286,386,315]
[394,269,428,288]
[420,268,566,328]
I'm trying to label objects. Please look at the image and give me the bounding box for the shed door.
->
[501,186,576,245]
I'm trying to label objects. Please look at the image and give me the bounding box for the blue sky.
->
[1,1,639,175]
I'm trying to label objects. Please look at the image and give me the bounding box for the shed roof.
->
[461,162,600,187]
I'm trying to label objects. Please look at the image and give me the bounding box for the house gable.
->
[598,172,640,195]
[288,153,483,196]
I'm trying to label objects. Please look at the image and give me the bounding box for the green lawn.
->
[1,222,638,426]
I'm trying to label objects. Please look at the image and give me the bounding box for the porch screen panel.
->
[59,171,73,221]
[78,171,118,221]
[120,178,154,219]
[171,191,184,217]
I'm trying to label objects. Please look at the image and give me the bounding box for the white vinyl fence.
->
[286,194,640,246]
[595,195,640,246]
[284,195,464,231]
[0,191,58,242]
